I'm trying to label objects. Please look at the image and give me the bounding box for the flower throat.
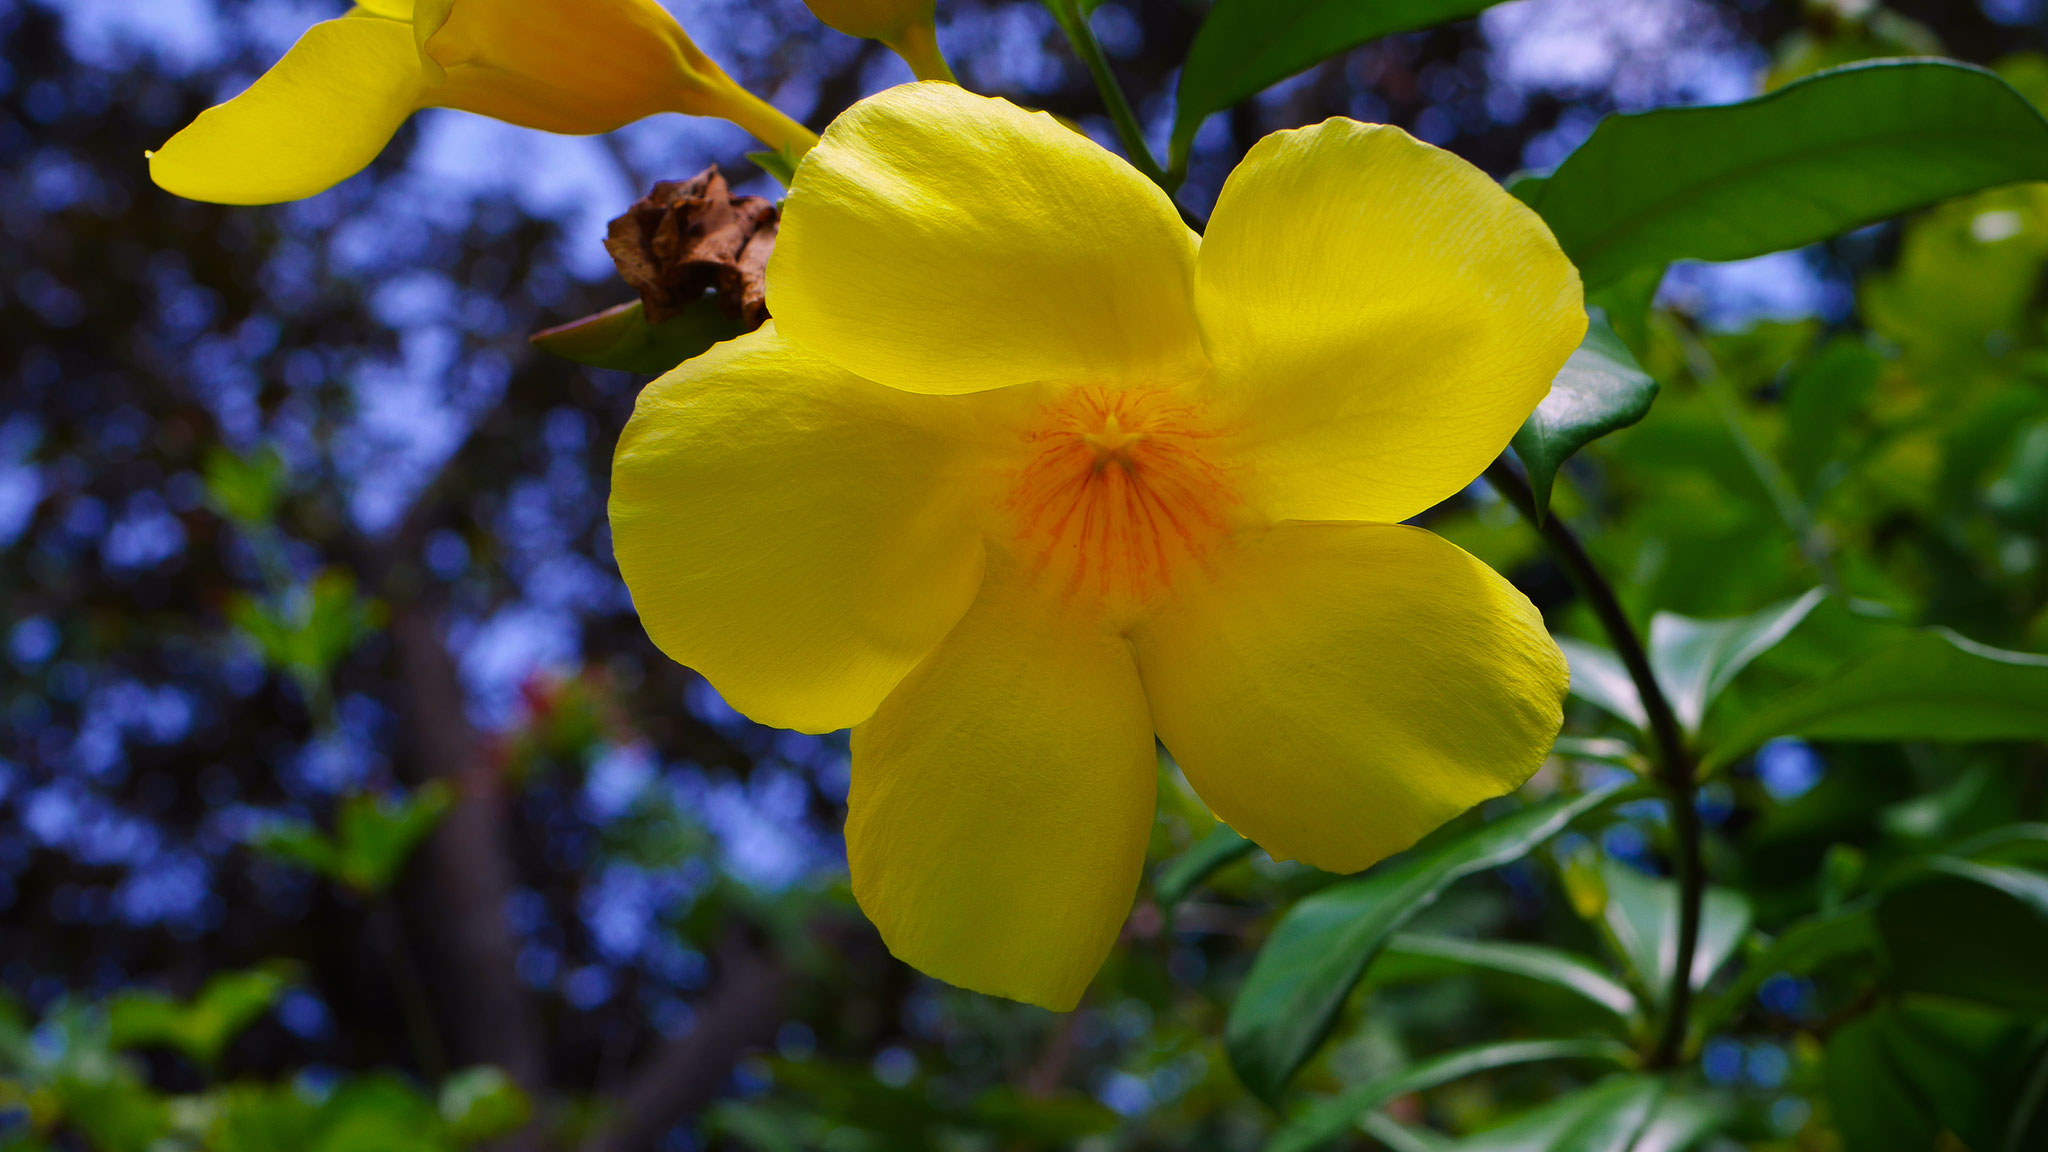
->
[1007,385,1238,603]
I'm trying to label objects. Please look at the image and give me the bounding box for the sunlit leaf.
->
[1596,860,1752,1002]
[1648,588,1827,734]
[1522,60,2048,288]
[1512,309,1659,517]
[1556,636,1647,733]
[1225,782,1629,1102]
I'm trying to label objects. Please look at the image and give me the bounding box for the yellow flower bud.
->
[148,0,817,205]
[801,0,955,84]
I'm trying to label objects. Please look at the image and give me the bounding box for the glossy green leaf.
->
[528,296,742,376]
[1701,626,2048,768]
[1877,858,2048,1015]
[1649,589,1827,734]
[1379,933,1638,1020]
[1169,0,1503,171]
[1154,824,1254,909]
[1225,783,1627,1102]
[1598,861,1752,1002]
[1522,60,2048,288]
[1267,1038,1632,1152]
[1511,309,1659,517]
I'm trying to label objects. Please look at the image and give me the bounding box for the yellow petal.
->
[1132,522,1567,874]
[770,82,1204,396]
[849,547,1157,1010]
[352,0,412,18]
[424,0,799,144]
[1197,120,1585,524]
[609,324,1008,734]
[147,17,424,205]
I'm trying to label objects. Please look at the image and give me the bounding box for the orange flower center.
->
[1006,385,1239,605]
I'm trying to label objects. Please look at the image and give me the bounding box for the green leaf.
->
[746,148,800,188]
[437,1067,530,1146]
[1648,588,1827,734]
[1510,309,1659,517]
[1783,338,1884,498]
[1555,636,1648,732]
[1360,1113,1453,1152]
[1597,861,1752,1002]
[1169,0,1503,171]
[250,821,342,877]
[1826,1000,2045,1152]
[1454,1075,1719,1152]
[311,1075,445,1152]
[1877,858,2048,1015]
[528,296,742,376]
[1267,1039,1632,1152]
[1225,782,1628,1102]
[1701,625,2048,768]
[1522,60,2048,289]
[334,783,454,895]
[108,969,286,1069]
[1378,933,1639,1021]
[1951,823,2048,869]
[208,1083,322,1152]
[203,446,287,528]
[229,569,383,703]
[1154,824,1254,909]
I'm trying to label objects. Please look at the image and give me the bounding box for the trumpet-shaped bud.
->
[149,0,818,205]
[801,0,955,83]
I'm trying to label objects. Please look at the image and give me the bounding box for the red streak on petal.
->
[1006,386,1237,604]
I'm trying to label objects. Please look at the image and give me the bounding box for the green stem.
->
[886,23,957,84]
[1484,456,1702,1069]
[1049,2,1171,193]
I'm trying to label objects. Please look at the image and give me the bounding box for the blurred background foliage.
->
[3,0,2048,1149]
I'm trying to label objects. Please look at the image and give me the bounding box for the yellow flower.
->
[148,0,817,205]
[610,83,1583,1010]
